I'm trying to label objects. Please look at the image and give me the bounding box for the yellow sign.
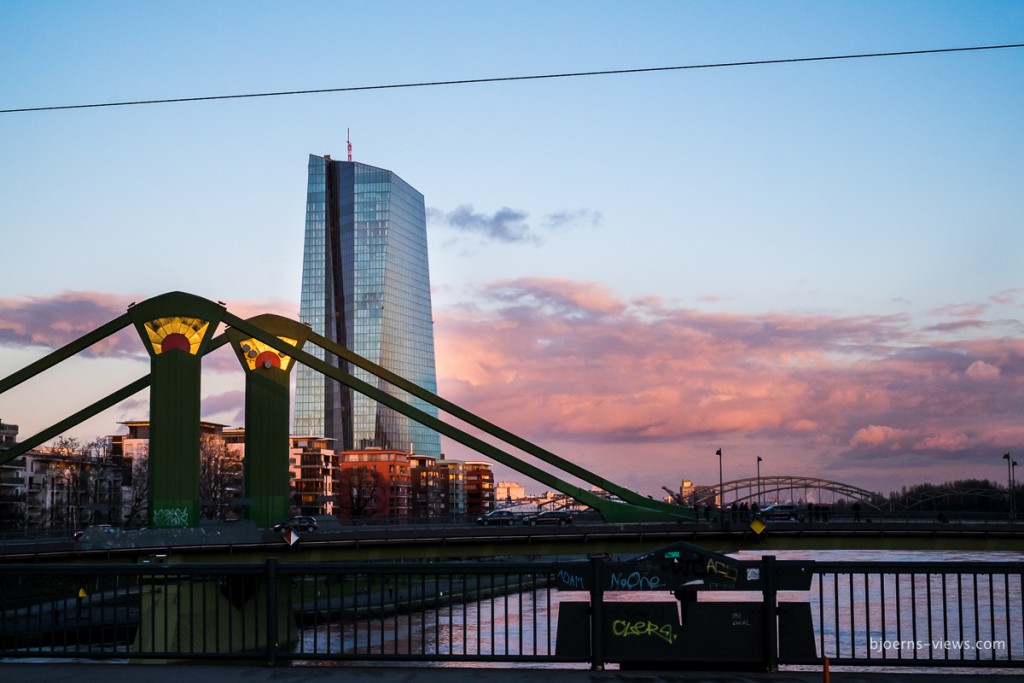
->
[749,517,767,535]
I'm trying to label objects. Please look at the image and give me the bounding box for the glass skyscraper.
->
[293,154,441,458]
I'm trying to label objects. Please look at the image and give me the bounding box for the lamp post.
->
[1007,462,1015,528]
[1003,454,1011,524]
[716,448,723,523]
[756,456,763,508]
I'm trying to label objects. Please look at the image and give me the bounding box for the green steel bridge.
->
[0,291,697,531]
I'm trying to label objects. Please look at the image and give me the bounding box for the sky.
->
[2,1,1024,498]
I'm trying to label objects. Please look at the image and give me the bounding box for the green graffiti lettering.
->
[611,619,676,644]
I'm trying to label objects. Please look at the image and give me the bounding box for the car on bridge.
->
[522,510,573,526]
[73,524,117,540]
[274,516,318,533]
[476,510,517,526]
[760,504,802,521]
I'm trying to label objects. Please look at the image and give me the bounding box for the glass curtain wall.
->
[295,156,441,459]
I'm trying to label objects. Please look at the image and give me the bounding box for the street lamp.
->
[716,448,723,523]
[1003,453,1014,523]
[756,456,763,508]
[1007,462,1015,528]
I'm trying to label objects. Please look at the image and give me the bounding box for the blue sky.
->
[2,1,1023,497]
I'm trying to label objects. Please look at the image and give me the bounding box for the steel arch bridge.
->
[688,476,888,510]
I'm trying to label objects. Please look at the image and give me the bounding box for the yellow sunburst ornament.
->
[238,336,298,371]
[143,316,210,355]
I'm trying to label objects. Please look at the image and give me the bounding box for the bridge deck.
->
[3,520,1023,564]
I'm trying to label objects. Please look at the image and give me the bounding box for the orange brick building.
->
[337,448,412,518]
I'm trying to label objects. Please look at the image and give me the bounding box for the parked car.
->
[274,516,317,533]
[476,510,517,526]
[760,504,802,521]
[522,510,573,526]
[572,507,604,523]
[73,524,116,540]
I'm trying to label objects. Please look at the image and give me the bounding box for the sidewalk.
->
[1,663,1022,683]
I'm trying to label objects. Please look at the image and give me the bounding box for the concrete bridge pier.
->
[132,561,291,661]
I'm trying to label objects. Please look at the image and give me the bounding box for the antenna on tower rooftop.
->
[347,128,353,162]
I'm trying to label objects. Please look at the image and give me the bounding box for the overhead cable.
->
[3,43,1022,114]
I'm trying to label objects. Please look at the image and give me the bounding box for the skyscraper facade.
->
[293,155,442,458]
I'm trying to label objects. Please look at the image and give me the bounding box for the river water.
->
[293,549,1024,673]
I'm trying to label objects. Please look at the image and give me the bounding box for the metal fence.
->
[1,556,1021,669]
[809,561,1024,667]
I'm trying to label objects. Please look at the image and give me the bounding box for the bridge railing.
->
[0,557,1021,669]
[0,559,568,665]
[806,560,1024,667]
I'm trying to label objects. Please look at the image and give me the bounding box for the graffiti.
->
[610,571,662,591]
[705,558,738,582]
[731,611,752,627]
[557,569,585,589]
[612,619,677,644]
[153,507,189,527]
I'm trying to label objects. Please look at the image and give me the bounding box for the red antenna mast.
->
[347,128,353,162]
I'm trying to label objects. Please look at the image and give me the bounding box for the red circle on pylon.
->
[254,350,282,368]
[161,333,191,353]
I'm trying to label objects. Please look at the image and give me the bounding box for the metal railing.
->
[0,560,565,664]
[0,556,1021,669]
[808,561,1023,667]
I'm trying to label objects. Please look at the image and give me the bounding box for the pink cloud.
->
[930,303,989,318]
[201,390,245,426]
[850,425,911,448]
[991,289,1022,306]
[487,277,626,316]
[927,319,989,333]
[6,283,1023,494]
[434,278,1024,489]
[965,360,1001,381]
[0,291,143,357]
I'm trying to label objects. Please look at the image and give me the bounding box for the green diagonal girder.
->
[0,313,132,395]
[0,376,151,466]
[221,312,694,522]
[0,312,139,466]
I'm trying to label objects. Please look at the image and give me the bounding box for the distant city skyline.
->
[2,3,1023,497]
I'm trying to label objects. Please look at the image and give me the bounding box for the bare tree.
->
[123,446,149,527]
[338,466,384,518]
[199,435,243,521]
[52,435,80,456]
[82,436,111,461]
[45,436,83,530]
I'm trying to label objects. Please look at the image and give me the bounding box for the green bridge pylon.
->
[126,292,227,528]
[0,292,696,526]
[225,315,310,529]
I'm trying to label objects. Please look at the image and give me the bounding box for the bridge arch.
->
[687,476,887,510]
